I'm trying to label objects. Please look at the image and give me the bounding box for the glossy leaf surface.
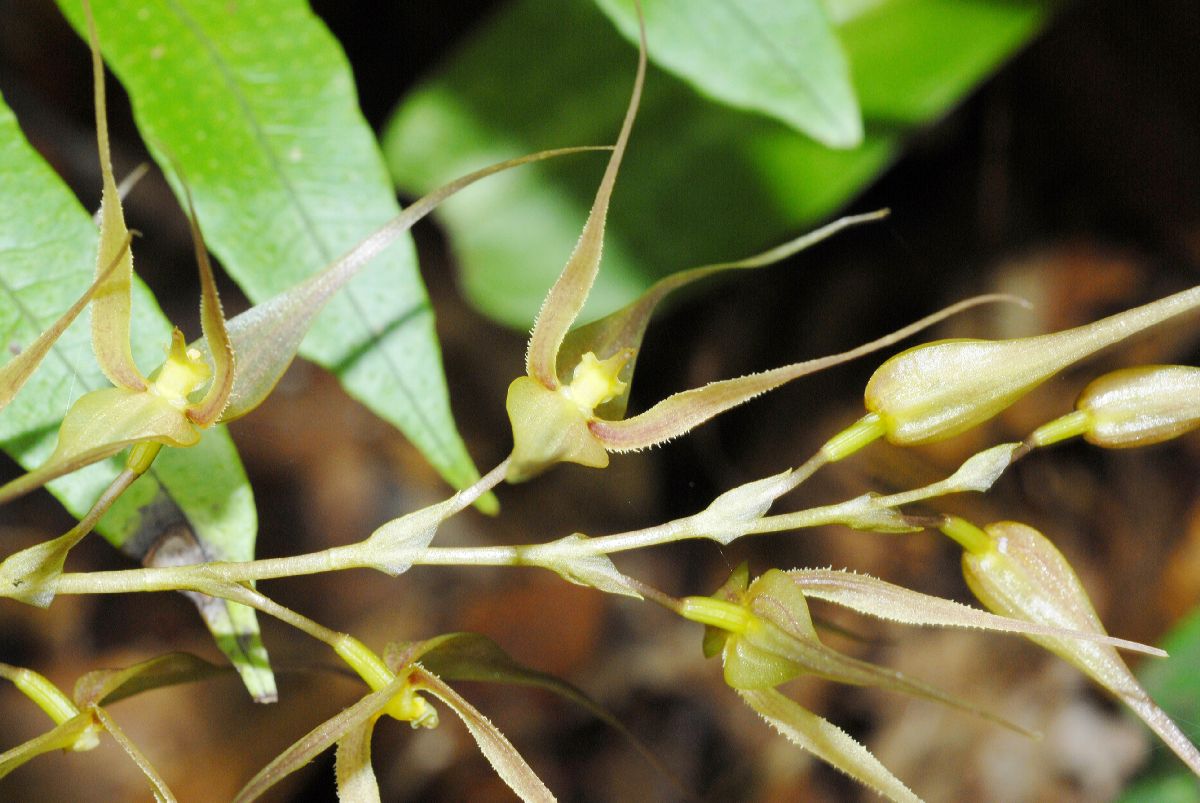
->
[56,0,482,495]
[0,91,271,700]
[594,0,861,147]
[385,0,1051,328]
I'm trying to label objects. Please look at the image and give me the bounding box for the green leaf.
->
[384,0,1051,329]
[55,0,483,495]
[0,91,272,701]
[593,0,861,147]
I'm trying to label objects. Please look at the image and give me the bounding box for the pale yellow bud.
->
[1077,365,1200,447]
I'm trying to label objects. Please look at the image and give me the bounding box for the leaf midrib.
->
[162,0,455,463]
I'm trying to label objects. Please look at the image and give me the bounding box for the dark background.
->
[2,0,1199,800]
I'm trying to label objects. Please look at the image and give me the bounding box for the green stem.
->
[1028,410,1091,447]
[820,412,885,462]
[939,516,993,554]
[0,662,80,724]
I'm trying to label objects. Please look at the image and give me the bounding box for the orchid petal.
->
[525,7,647,389]
[203,147,603,422]
[0,234,131,413]
[0,387,197,505]
[334,721,381,803]
[412,667,555,803]
[73,652,225,708]
[84,1,145,392]
[558,210,889,419]
[174,178,234,427]
[592,294,1019,452]
[388,630,672,787]
[233,675,408,803]
[738,688,921,803]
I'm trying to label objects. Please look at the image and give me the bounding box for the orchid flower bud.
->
[945,517,1200,776]
[1075,365,1200,447]
[860,285,1200,447]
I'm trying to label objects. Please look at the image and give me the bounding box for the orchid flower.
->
[0,5,596,513]
[941,516,1200,777]
[236,632,652,802]
[678,563,1168,802]
[505,7,1015,482]
[0,653,224,800]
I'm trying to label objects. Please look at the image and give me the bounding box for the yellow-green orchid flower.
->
[942,516,1200,777]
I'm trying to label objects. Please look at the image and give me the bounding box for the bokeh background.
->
[2,0,1200,800]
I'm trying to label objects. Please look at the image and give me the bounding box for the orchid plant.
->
[2,1,1199,801]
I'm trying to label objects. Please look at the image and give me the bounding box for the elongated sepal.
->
[789,568,1164,655]
[192,148,603,424]
[0,388,198,505]
[0,712,100,780]
[525,5,647,391]
[592,295,1022,454]
[232,674,411,803]
[864,285,1200,445]
[411,668,556,803]
[556,211,890,419]
[699,570,1031,733]
[959,519,1200,775]
[84,1,145,393]
[1076,365,1200,448]
[739,688,921,803]
[334,722,380,803]
[0,234,132,414]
